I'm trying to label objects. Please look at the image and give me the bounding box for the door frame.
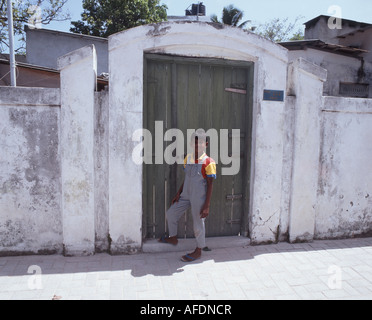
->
[143,53,254,239]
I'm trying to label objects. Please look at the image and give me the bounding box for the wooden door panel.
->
[144,55,253,239]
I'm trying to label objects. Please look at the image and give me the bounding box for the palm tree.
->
[211,5,251,29]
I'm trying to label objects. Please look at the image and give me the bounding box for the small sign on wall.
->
[263,90,284,102]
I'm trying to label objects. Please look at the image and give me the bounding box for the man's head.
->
[191,129,208,157]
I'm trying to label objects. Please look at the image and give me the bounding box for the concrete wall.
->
[94,90,109,252]
[57,45,97,256]
[287,58,327,242]
[1,22,372,256]
[0,46,110,256]
[316,97,372,238]
[285,59,372,241]
[0,87,62,256]
[26,26,108,75]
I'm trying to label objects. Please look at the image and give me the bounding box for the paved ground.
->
[1,237,372,300]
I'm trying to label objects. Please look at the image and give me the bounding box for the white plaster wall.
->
[279,96,296,241]
[287,58,327,242]
[250,100,286,243]
[94,90,110,252]
[2,24,372,256]
[0,87,62,255]
[108,21,289,250]
[317,97,372,238]
[58,45,97,256]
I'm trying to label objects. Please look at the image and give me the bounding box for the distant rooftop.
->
[24,25,108,42]
[304,15,372,29]
[279,39,368,57]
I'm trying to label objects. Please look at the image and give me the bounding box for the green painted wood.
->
[143,54,253,240]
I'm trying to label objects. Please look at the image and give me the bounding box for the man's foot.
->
[181,248,202,262]
[159,235,178,246]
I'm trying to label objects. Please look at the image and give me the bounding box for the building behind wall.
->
[280,15,372,98]
[23,14,372,98]
[25,26,109,76]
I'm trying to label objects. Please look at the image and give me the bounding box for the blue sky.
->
[46,0,372,33]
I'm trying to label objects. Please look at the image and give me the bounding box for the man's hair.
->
[192,129,207,142]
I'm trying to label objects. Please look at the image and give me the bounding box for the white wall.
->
[0,87,62,255]
[57,45,97,256]
[1,22,372,257]
[0,46,109,257]
[316,97,372,238]
[287,58,327,242]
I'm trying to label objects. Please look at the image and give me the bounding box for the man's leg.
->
[191,202,206,249]
[180,200,206,261]
[165,198,190,238]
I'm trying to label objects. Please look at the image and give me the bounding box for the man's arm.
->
[200,178,214,218]
[172,182,184,204]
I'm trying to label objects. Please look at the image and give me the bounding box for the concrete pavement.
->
[0,237,372,300]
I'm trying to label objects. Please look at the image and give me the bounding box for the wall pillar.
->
[108,47,143,255]
[288,58,327,242]
[58,45,97,256]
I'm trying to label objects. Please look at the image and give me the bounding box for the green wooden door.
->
[143,54,253,240]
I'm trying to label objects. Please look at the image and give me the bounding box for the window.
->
[339,82,369,98]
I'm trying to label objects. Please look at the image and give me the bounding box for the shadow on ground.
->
[0,237,371,279]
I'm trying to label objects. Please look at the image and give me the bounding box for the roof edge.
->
[304,15,372,28]
[24,25,108,42]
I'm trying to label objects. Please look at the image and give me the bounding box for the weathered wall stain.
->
[316,100,372,239]
[0,93,62,254]
[9,109,60,206]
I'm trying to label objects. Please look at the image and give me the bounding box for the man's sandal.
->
[181,254,200,262]
[158,236,178,246]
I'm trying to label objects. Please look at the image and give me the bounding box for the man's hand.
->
[172,192,181,205]
[200,203,210,219]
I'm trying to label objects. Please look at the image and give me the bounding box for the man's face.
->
[191,137,207,156]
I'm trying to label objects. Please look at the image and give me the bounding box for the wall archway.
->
[108,21,288,253]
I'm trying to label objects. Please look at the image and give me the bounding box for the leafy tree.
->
[255,16,304,42]
[0,0,70,53]
[70,0,168,38]
[289,30,305,41]
[211,4,251,29]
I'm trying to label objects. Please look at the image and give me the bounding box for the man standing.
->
[159,129,217,262]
